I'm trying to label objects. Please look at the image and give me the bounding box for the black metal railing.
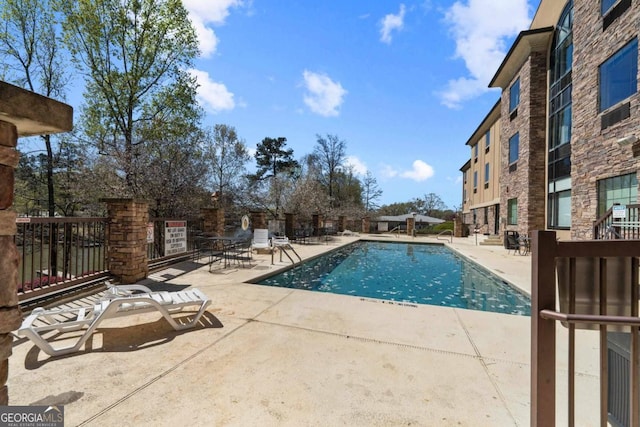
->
[15,217,109,300]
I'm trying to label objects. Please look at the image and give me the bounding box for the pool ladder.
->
[271,241,302,265]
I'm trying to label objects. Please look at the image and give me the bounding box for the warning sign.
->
[164,221,187,256]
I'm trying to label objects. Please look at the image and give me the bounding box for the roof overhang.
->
[489,27,554,90]
[0,81,73,136]
[530,0,570,30]
[465,99,501,146]
[459,159,471,172]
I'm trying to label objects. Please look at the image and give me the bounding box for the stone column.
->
[0,121,21,405]
[284,213,296,238]
[338,216,346,232]
[103,199,149,284]
[201,207,224,235]
[361,217,370,234]
[312,214,323,237]
[406,217,416,236]
[251,211,266,230]
[453,216,464,238]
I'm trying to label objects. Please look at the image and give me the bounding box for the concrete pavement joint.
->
[453,308,518,425]
[254,318,481,359]
[76,320,253,426]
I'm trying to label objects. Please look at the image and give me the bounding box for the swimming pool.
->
[253,241,530,316]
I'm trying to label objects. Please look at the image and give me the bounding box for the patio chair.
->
[17,284,211,357]
[506,234,521,255]
[251,228,272,252]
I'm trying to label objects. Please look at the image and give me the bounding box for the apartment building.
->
[461,0,640,240]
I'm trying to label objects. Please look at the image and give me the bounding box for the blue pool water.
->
[254,241,530,316]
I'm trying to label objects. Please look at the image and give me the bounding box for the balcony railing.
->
[15,217,109,301]
[593,204,640,239]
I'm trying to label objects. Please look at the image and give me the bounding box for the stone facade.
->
[104,199,149,284]
[500,51,548,237]
[0,121,20,405]
[570,1,640,239]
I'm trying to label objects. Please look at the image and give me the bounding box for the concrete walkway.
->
[9,235,601,426]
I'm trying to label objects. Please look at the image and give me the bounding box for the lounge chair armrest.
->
[106,284,154,296]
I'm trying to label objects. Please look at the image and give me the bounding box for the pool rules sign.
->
[164,221,187,256]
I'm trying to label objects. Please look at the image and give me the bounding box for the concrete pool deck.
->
[9,235,602,426]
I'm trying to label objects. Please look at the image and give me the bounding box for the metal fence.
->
[147,217,204,263]
[15,217,109,300]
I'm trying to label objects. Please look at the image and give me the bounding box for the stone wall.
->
[0,121,21,404]
[571,2,640,239]
[250,211,266,230]
[500,51,548,237]
[202,208,224,235]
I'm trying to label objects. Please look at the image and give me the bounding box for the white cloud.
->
[380,4,406,44]
[400,160,435,181]
[183,0,243,57]
[345,156,368,175]
[380,164,399,179]
[302,70,347,117]
[189,69,235,113]
[439,0,531,108]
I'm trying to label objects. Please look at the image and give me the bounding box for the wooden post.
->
[531,230,558,427]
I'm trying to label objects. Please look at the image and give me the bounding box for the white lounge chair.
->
[251,228,272,252]
[17,284,211,357]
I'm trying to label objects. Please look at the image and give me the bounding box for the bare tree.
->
[314,134,346,206]
[362,171,383,212]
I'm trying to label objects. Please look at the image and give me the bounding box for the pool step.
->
[479,235,503,246]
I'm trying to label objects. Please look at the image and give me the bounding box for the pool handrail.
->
[436,229,453,243]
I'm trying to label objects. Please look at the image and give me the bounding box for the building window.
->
[507,198,517,225]
[597,173,638,216]
[602,0,617,15]
[463,170,467,184]
[509,78,520,112]
[599,38,638,112]
[484,163,489,183]
[473,171,478,193]
[474,144,478,162]
[548,189,572,229]
[485,130,490,152]
[508,133,519,164]
[483,206,488,225]
[548,1,573,230]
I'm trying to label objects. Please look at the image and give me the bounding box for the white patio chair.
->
[17,284,211,357]
[251,228,272,251]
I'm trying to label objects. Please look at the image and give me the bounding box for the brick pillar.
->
[284,213,295,238]
[0,121,21,405]
[251,211,266,230]
[103,199,149,284]
[312,214,323,237]
[406,217,415,236]
[361,217,370,234]
[454,216,464,238]
[338,216,346,232]
[201,208,224,235]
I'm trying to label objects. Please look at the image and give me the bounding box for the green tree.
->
[59,0,200,195]
[250,137,299,218]
[0,0,69,217]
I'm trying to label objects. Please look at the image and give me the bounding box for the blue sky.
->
[184,0,536,209]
